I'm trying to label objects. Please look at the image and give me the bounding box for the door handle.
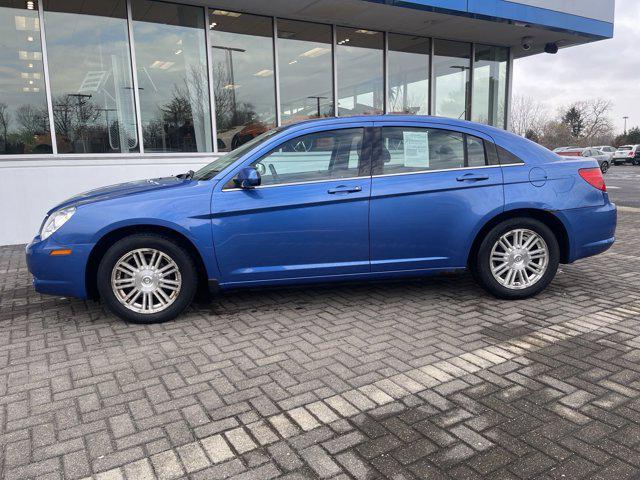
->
[456,173,490,182]
[327,185,362,194]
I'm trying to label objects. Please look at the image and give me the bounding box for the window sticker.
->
[403,130,429,168]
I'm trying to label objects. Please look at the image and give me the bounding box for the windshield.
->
[193,128,283,180]
[618,146,632,151]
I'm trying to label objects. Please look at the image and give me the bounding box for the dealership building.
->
[0,0,615,245]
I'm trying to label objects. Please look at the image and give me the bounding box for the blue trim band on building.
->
[367,0,614,39]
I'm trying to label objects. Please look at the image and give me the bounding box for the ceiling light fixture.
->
[253,69,273,77]
[213,10,241,17]
[300,47,331,58]
[26,1,35,10]
[355,29,377,35]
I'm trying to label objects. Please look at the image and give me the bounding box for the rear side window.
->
[377,127,490,175]
[496,145,525,165]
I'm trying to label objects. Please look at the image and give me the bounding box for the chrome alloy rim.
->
[490,229,549,290]
[111,248,181,314]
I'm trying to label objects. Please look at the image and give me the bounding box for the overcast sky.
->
[513,0,640,134]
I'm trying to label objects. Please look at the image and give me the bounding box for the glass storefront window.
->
[434,39,470,121]
[277,19,333,125]
[472,45,508,128]
[387,34,430,115]
[0,0,51,154]
[210,10,276,152]
[336,27,383,116]
[43,0,139,154]
[132,0,211,153]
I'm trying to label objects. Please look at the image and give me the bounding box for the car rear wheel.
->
[97,234,197,323]
[472,218,559,300]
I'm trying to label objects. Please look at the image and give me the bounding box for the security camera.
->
[521,36,534,51]
[544,42,559,54]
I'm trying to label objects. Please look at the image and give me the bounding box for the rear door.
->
[369,121,504,272]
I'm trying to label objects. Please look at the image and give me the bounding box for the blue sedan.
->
[26,116,617,323]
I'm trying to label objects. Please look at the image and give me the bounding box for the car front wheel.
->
[97,234,197,323]
[472,218,560,300]
[600,162,609,174]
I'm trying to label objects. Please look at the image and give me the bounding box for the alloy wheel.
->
[111,248,182,314]
[490,229,549,290]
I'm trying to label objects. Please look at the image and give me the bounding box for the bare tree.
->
[510,95,548,137]
[0,103,9,152]
[572,98,614,144]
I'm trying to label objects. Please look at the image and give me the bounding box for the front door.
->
[211,125,373,286]
[369,122,505,272]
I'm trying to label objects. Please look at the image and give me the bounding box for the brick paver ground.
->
[1,210,639,480]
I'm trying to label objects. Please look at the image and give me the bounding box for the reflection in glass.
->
[0,0,51,154]
[472,45,508,128]
[132,0,211,152]
[277,19,333,125]
[210,10,275,151]
[387,34,430,115]
[434,39,470,120]
[44,0,138,153]
[336,27,383,116]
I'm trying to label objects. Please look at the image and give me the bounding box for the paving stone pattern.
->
[1,211,639,479]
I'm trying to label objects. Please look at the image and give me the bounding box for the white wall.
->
[513,0,615,23]
[0,156,214,246]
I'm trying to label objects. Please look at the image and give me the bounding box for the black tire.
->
[97,234,197,323]
[471,218,560,300]
[601,162,609,174]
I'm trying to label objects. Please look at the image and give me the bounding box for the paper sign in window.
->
[403,131,429,168]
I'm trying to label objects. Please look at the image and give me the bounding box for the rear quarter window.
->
[496,145,525,165]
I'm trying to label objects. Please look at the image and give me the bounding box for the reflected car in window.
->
[26,116,617,323]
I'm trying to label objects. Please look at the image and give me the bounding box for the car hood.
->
[49,176,192,214]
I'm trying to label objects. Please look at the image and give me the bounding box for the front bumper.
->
[26,237,93,299]
[556,202,617,263]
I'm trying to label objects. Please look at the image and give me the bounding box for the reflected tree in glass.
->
[210,10,276,151]
[44,0,139,154]
[132,0,212,153]
[0,0,51,155]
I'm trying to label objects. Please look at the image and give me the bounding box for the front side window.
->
[131,0,212,153]
[251,128,365,186]
[44,0,139,154]
[210,10,276,152]
[0,0,51,155]
[378,127,488,175]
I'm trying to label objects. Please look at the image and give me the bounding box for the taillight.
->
[629,152,635,157]
[579,168,606,191]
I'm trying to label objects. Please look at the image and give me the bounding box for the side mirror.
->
[234,167,261,189]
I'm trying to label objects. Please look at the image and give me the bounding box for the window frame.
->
[371,124,500,177]
[221,124,375,190]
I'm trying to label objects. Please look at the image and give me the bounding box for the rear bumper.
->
[26,237,92,299]
[556,202,617,263]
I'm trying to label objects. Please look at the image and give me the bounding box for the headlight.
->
[40,206,76,240]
